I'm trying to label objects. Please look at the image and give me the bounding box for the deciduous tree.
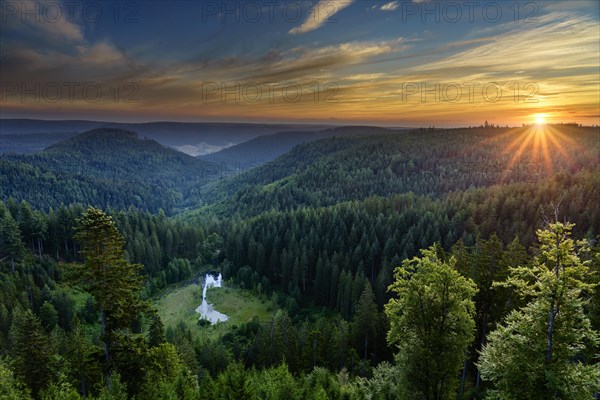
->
[478,222,600,399]
[385,246,477,400]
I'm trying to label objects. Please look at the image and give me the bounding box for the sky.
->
[1,0,599,126]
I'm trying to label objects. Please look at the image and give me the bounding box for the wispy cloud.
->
[174,38,407,85]
[343,73,386,81]
[380,2,399,11]
[416,14,599,78]
[1,0,598,125]
[289,0,354,35]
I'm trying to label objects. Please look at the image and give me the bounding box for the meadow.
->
[155,281,274,340]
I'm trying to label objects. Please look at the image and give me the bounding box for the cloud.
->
[380,2,399,11]
[3,1,597,126]
[171,37,406,85]
[289,0,354,35]
[0,0,144,84]
[1,0,84,43]
[343,73,386,81]
[416,14,600,78]
[1,39,142,87]
[233,39,406,82]
[77,43,127,65]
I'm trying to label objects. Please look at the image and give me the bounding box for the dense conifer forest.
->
[3,0,599,396]
[1,125,599,399]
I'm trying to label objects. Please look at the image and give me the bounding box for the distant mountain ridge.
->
[0,119,335,155]
[194,126,600,218]
[199,125,406,167]
[1,128,213,212]
[47,128,139,150]
[7,125,595,219]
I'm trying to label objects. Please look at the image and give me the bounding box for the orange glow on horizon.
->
[494,124,589,184]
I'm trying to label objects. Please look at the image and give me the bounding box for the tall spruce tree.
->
[0,210,25,273]
[353,283,379,361]
[73,207,148,366]
[9,308,54,396]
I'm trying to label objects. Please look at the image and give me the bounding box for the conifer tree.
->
[0,208,25,273]
[353,283,378,361]
[9,308,54,396]
[73,207,148,365]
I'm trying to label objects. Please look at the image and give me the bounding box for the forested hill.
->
[42,128,203,176]
[2,125,598,217]
[1,125,599,399]
[196,125,600,217]
[1,118,334,154]
[199,125,403,167]
[0,128,214,213]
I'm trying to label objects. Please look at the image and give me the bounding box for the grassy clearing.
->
[206,286,273,325]
[155,282,274,340]
[155,283,203,335]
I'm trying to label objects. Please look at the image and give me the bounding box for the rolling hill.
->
[199,126,405,167]
[195,125,600,217]
[0,119,334,155]
[0,128,213,212]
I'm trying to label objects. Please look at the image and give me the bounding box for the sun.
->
[533,114,547,125]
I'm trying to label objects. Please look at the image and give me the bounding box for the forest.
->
[0,125,599,399]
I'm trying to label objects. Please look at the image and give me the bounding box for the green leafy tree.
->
[66,317,102,398]
[303,367,343,400]
[385,246,477,400]
[148,312,166,347]
[17,200,36,250]
[349,361,401,400]
[137,343,199,400]
[254,363,301,400]
[479,222,600,399]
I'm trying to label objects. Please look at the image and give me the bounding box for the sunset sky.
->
[1,0,599,126]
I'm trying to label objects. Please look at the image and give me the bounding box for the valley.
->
[1,0,599,397]
[1,122,598,399]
